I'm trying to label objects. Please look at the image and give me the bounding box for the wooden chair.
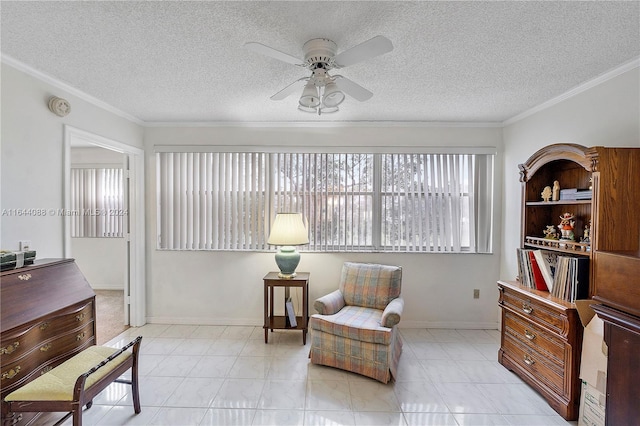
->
[3,336,142,426]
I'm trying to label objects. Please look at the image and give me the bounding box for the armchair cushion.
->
[313,289,345,315]
[381,297,404,327]
[339,262,402,310]
[310,306,392,345]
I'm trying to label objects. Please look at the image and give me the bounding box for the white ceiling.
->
[1,1,639,124]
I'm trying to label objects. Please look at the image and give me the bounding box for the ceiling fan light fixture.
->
[322,82,345,108]
[298,105,339,115]
[299,80,320,108]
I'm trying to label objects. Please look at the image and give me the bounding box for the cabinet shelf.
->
[524,236,590,255]
[526,200,591,206]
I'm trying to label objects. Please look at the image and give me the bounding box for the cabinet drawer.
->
[500,287,568,336]
[503,311,565,366]
[0,301,94,365]
[503,333,565,395]
[0,322,95,390]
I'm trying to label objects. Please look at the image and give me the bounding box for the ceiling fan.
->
[245,36,393,115]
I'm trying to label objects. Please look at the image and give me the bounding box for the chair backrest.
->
[339,262,402,310]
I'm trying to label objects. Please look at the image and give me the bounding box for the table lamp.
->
[268,213,309,278]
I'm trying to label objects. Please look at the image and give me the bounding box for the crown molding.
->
[503,56,640,126]
[1,54,144,125]
[143,120,503,128]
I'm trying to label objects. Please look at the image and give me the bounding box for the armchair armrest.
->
[314,289,345,315]
[381,297,404,327]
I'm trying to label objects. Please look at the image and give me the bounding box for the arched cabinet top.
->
[518,143,594,183]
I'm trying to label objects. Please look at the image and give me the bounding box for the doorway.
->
[63,126,146,330]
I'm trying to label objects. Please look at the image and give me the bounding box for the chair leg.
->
[131,364,141,414]
[72,405,82,426]
[85,400,93,409]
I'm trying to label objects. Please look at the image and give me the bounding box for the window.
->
[156,149,494,253]
[70,168,124,238]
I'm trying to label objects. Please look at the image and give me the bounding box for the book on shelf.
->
[528,250,548,291]
[551,256,589,303]
[533,249,555,292]
[285,297,297,327]
[516,248,587,302]
[559,188,592,200]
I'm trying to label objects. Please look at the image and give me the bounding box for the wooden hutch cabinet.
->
[498,144,640,421]
[1,259,96,426]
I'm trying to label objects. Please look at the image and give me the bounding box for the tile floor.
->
[42,325,578,426]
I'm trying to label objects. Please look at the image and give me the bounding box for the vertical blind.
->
[156,151,493,253]
[71,168,124,238]
[380,154,473,252]
[157,152,269,250]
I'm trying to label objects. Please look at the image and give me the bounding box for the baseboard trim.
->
[145,317,498,330]
[146,317,263,327]
[399,320,499,330]
[92,285,125,291]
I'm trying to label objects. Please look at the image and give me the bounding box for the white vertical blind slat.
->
[70,167,124,239]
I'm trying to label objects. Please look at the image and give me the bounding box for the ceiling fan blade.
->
[244,42,303,66]
[270,78,308,100]
[334,76,373,102]
[333,35,393,68]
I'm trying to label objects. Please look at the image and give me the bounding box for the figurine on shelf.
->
[552,180,560,201]
[541,186,552,202]
[581,219,591,243]
[558,212,576,241]
[543,225,558,240]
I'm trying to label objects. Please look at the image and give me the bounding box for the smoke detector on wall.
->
[48,96,71,117]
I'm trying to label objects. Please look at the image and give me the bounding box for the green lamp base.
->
[275,246,300,279]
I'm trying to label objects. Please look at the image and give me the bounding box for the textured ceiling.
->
[1,1,639,124]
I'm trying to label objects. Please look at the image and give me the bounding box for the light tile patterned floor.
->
[40,325,578,425]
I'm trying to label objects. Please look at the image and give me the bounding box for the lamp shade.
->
[299,81,320,108]
[268,213,309,246]
[322,82,345,108]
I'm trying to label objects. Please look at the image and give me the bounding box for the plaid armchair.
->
[309,262,404,383]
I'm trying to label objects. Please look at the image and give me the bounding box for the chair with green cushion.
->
[309,262,404,383]
[3,336,142,426]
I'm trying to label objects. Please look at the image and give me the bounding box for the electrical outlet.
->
[19,240,31,251]
[473,289,480,299]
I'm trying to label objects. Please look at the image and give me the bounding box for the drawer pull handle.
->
[40,343,52,352]
[522,303,533,314]
[76,332,86,341]
[40,322,50,331]
[2,366,21,380]
[524,330,536,340]
[41,366,53,375]
[76,313,86,322]
[1,342,19,355]
[523,355,535,366]
[18,273,31,281]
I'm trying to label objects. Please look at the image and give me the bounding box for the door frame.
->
[63,125,146,327]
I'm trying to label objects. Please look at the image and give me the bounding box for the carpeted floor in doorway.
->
[95,290,129,345]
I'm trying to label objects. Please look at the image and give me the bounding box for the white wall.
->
[1,63,144,258]
[501,67,640,282]
[70,147,127,289]
[145,125,504,328]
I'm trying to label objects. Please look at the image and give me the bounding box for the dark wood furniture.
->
[591,303,640,425]
[4,336,142,426]
[498,280,582,419]
[498,144,640,420]
[1,259,96,426]
[592,248,640,425]
[263,272,309,345]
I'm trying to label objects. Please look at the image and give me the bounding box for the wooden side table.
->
[263,272,309,345]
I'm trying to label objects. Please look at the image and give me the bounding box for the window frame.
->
[155,145,495,254]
